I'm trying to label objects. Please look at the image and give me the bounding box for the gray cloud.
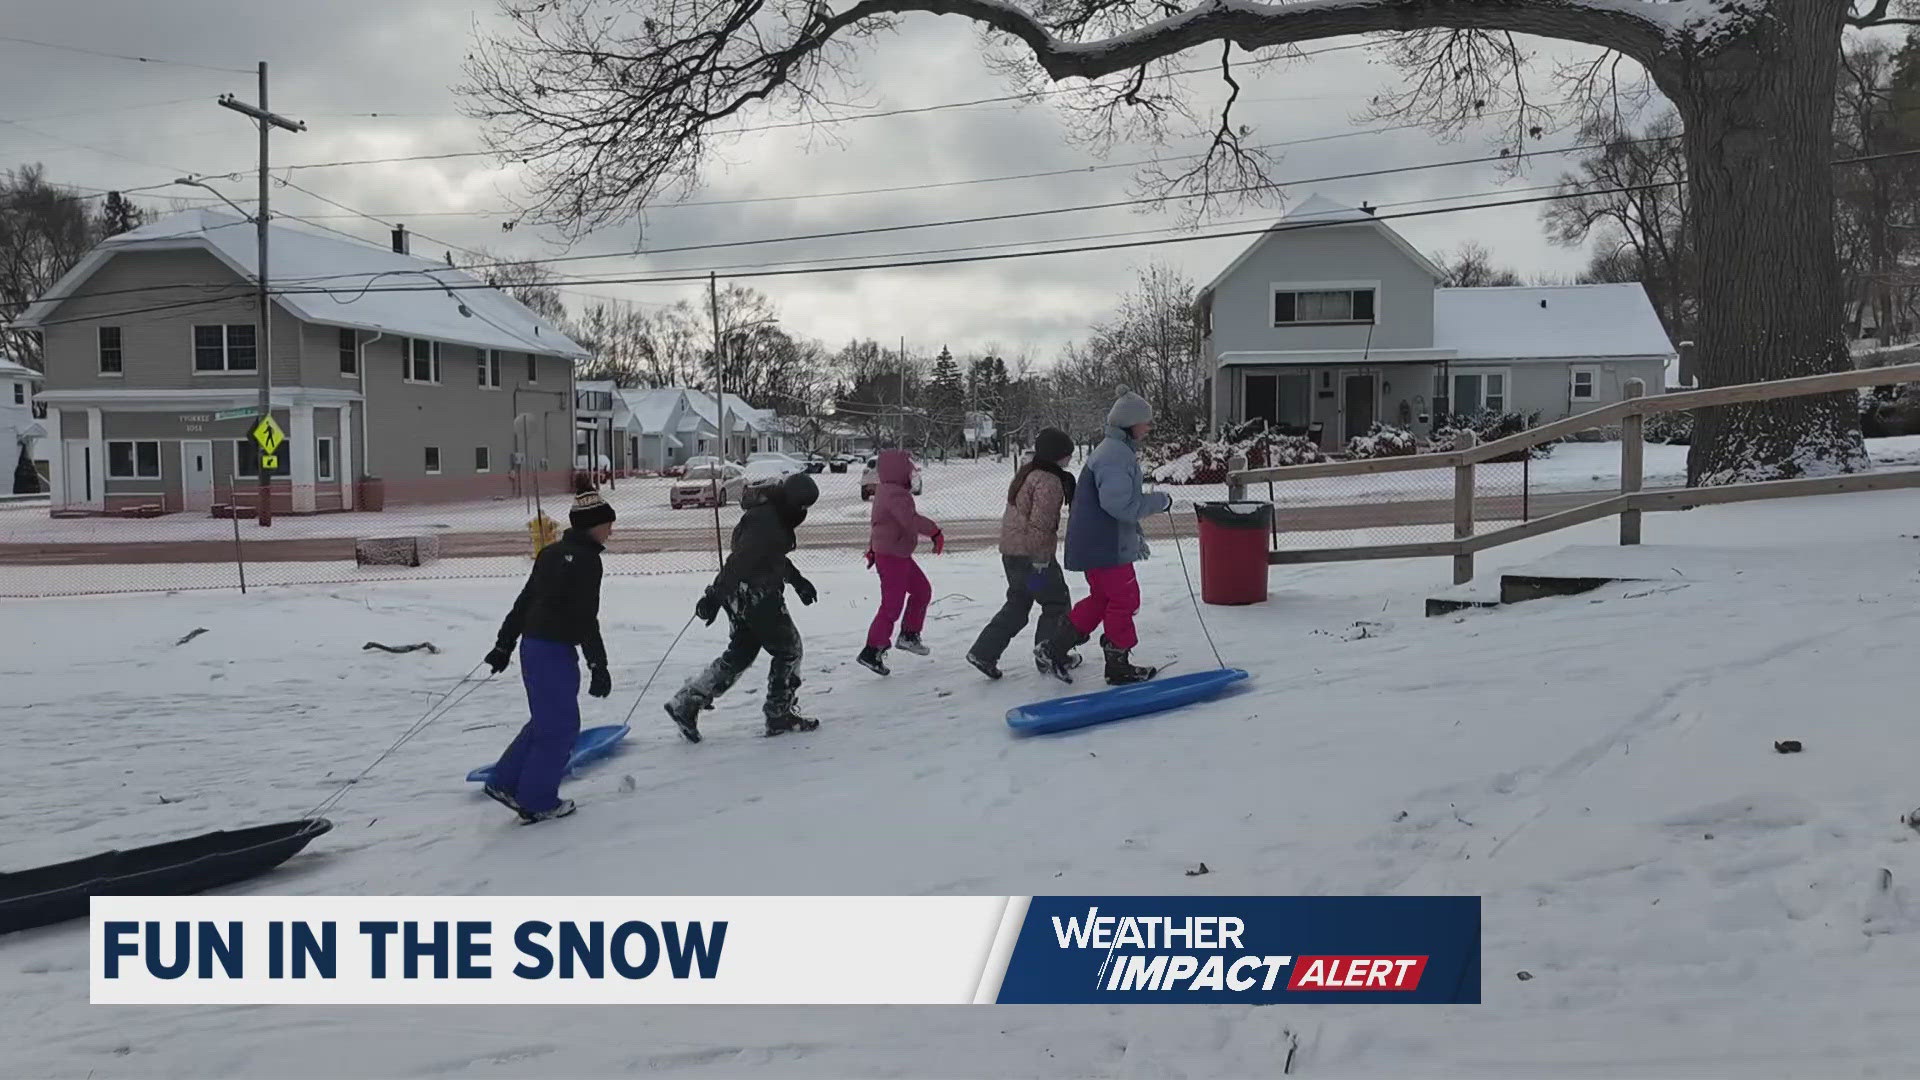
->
[1,6,1616,362]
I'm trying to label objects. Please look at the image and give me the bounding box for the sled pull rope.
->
[1164,505,1227,670]
[308,661,493,819]
[621,613,699,727]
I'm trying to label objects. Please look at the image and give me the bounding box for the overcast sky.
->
[0,1,1638,363]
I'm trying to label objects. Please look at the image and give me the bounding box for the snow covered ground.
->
[6,488,1920,1077]
[12,438,1920,550]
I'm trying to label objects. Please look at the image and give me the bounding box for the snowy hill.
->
[6,488,1920,1076]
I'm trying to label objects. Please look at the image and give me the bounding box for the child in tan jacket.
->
[965,428,1082,679]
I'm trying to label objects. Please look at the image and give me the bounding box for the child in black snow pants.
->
[666,471,822,741]
[481,488,616,824]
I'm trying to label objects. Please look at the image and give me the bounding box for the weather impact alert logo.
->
[993,896,1480,1005]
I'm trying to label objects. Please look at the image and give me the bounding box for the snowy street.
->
[6,488,1920,1076]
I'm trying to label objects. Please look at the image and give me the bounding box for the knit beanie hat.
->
[569,488,617,531]
[1106,386,1154,429]
[1034,427,1074,464]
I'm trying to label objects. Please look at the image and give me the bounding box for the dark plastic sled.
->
[0,818,333,935]
[466,723,630,785]
[1006,668,1250,736]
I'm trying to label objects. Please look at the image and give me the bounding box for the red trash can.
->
[1195,501,1272,605]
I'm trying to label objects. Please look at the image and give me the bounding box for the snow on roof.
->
[1201,191,1446,298]
[623,388,687,432]
[13,209,589,359]
[683,389,767,430]
[0,356,41,379]
[1434,284,1675,361]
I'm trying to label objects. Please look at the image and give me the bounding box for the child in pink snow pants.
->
[860,448,942,676]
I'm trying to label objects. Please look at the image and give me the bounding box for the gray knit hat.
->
[1106,386,1154,429]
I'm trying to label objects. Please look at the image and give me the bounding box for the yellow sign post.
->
[252,415,286,473]
[528,512,558,557]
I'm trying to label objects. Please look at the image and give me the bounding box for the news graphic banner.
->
[92,895,1479,1005]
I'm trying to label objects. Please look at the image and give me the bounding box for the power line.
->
[274,128,1642,283]
[0,33,253,74]
[173,40,1390,181]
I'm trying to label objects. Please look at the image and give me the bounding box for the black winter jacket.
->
[711,474,816,605]
[495,527,608,668]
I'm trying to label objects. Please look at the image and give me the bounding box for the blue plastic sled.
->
[466,723,631,785]
[1006,668,1250,736]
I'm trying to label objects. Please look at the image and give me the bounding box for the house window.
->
[316,437,336,482]
[1242,372,1312,434]
[1274,287,1375,326]
[1571,366,1599,401]
[233,440,289,479]
[11,383,22,405]
[107,440,161,480]
[1435,370,1509,419]
[525,353,537,383]
[338,328,357,376]
[475,446,491,473]
[193,324,257,372]
[425,446,441,475]
[406,339,441,384]
[98,326,123,375]
[479,350,502,389]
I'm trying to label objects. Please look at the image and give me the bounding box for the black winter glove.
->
[694,588,722,625]
[484,646,512,674]
[792,575,818,606]
[587,664,612,698]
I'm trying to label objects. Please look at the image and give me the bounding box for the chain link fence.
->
[0,434,1676,600]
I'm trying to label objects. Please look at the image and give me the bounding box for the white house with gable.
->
[1200,194,1677,449]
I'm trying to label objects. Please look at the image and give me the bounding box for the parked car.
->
[828,454,853,474]
[859,454,923,501]
[802,454,828,474]
[747,451,806,470]
[671,461,746,508]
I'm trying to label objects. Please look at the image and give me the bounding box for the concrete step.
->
[1424,580,1502,618]
[1428,545,1757,617]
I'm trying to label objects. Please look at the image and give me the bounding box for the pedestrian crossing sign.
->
[252,415,285,456]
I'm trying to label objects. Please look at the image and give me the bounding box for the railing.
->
[1225,362,1920,584]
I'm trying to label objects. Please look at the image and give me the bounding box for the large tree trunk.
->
[1670,0,1867,485]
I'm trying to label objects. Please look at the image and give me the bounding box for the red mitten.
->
[864,549,876,569]
[931,530,946,555]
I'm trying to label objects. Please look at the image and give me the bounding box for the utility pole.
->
[220,63,304,526]
[707,273,725,566]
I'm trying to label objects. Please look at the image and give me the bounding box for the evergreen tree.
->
[929,346,964,449]
[100,191,144,237]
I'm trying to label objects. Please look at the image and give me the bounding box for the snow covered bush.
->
[1345,424,1418,459]
[1147,421,1326,484]
[1432,411,1555,461]
[1643,409,1694,446]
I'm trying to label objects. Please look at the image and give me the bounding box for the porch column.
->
[44,406,63,511]
[289,403,316,513]
[338,404,356,510]
[85,406,104,511]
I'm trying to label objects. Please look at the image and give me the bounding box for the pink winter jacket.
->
[868,450,939,556]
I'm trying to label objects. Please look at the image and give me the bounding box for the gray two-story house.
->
[13,210,587,515]
[1201,194,1676,449]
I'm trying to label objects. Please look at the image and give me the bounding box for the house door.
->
[181,440,213,512]
[62,440,91,506]
[1343,374,1378,440]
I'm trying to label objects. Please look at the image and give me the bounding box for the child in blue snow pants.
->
[487,636,583,815]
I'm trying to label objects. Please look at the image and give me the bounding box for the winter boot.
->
[895,632,930,656]
[764,709,821,737]
[664,692,704,744]
[1035,646,1085,675]
[1101,635,1158,685]
[1040,623,1091,683]
[857,645,890,676]
[482,784,522,813]
[966,651,1002,680]
[517,798,577,824]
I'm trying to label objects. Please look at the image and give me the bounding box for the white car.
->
[746,451,807,472]
[859,455,923,501]
[670,462,745,509]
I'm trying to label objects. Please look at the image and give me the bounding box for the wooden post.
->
[1621,378,1645,546]
[1452,430,1477,584]
[1227,453,1248,502]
